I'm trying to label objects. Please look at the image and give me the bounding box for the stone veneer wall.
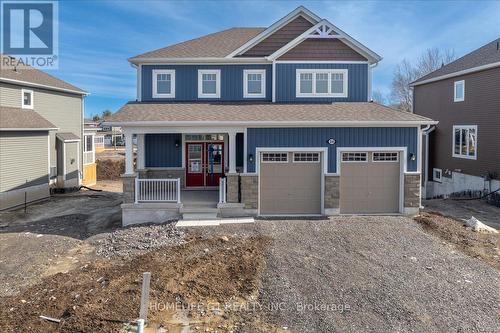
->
[324,175,340,210]
[240,175,258,209]
[122,174,135,203]
[404,173,421,208]
[138,168,185,188]
[226,174,239,203]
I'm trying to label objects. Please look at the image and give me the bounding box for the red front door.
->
[186,142,224,187]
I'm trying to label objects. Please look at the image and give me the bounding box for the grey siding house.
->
[0,55,87,210]
[411,38,500,198]
[107,6,436,225]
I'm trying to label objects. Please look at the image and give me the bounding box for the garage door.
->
[260,152,322,215]
[340,151,401,214]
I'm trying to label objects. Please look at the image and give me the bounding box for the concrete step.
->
[182,212,219,220]
[181,206,219,214]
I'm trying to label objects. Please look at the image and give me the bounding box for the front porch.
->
[120,128,251,225]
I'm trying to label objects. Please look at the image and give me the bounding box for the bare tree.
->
[390,48,455,112]
[372,89,387,105]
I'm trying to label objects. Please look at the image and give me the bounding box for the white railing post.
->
[135,177,139,203]
[219,177,227,204]
[176,178,181,203]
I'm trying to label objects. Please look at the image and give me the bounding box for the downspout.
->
[368,62,378,101]
[422,124,435,202]
[130,62,140,101]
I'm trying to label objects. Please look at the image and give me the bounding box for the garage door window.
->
[293,152,320,163]
[262,152,288,163]
[342,152,367,162]
[373,152,398,162]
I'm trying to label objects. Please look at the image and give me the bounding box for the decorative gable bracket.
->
[308,23,341,39]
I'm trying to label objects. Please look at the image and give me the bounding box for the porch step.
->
[182,212,219,220]
[181,207,219,214]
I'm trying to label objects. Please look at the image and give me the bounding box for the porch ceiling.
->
[108,102,435,126]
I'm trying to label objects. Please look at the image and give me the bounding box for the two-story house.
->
[0,55,89,210]
[108,6,436,225]
[411,38,500,199]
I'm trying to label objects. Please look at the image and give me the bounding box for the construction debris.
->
[464,216,499,234]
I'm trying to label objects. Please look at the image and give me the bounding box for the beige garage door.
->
[340,151,401,214]
[259,152,322,215]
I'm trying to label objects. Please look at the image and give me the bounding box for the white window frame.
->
[452,125,477,160]
[296,69,348,98]
[433,168,442,183]
[243,69,266,98]
[21,88,34,109]
[454,80,464,102]
[261,152,288,163]
[372,152,399,162]
[293,152,320,163]
[341,152,368,162]
[152,69,175,98]
[198,69,221,98]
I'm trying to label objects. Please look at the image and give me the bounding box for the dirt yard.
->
[1,188,499,332]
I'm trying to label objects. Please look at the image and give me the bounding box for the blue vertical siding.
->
[142,65,272,102]
[276,63,368,102]
[145,134,182,167]
[246,127,418,173]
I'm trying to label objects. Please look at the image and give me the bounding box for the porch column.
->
[137,134,145,169]
[228,131,237,173]
[124,131,134,175]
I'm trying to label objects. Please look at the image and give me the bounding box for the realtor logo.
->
[1,1,58,68]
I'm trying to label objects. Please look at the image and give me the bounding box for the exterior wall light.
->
[248,154,254,163]
[409,153,416,161]
[175,140,180,148]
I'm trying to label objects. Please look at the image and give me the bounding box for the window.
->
[152,69,175,98]
[198,69,221,98]
[373,152,399,162]
[433,168,442,183]
[293,152,320,162]
[454,80,464,102]
[21,89,33,109]
[342,152,367,162]
[243,69,266,98]
[453,125,477,159]
[296,69,348,97]
[262,152,288,163]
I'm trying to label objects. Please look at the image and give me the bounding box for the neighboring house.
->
[411,38,500,199]
[107,6,436,225]
[0,54,87,210]
[100,122,124,146]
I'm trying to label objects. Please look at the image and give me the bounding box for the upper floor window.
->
[152,69,175,98]
[296,69,348,98]
[243,69,266,98]
[453,125,477,160]
[198,69,221,98]
[454,80,464,102]
[21,89,33,109]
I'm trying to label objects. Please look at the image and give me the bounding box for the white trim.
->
[267,19,381,63]
[226,6,321,58]
[0,78,87,95]
[295,69,348,98]
[137,64,142,101]
[108,120,438,129]
[272,60,276,102]
[255,147,327,216]
[452,125,477,160]
[243,69,266,98]
[0,127,58,131]
[197,69,221,98]
[47,134,51,183]
[453,80,465,102]
[62,141,66,181]
[432,168,442,183]
[129,58,271,65]
[410,61,500,87]
[21,89,34,109]
[276,60,368,64]
[152,69,175,98]
[243,128,248,173]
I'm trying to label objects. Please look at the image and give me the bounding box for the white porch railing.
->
[135,178,181,203]
[218,177,227,204]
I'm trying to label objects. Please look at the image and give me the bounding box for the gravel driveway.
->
[196,216,500,332]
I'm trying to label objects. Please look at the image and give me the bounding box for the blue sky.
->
[52,0,500,117]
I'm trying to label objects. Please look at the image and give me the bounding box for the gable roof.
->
[129,28,265,63]
[108,102,435,126]
[0,106,58,131]
[411,38,500,86]
[0,54,86,95]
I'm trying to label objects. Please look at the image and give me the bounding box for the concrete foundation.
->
[426,171,500,199]
[121,202,182,226]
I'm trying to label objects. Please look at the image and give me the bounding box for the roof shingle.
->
[109,102,435,124]
[129,28,265,60]
[412,38,500,84]
[0,106,57,130]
